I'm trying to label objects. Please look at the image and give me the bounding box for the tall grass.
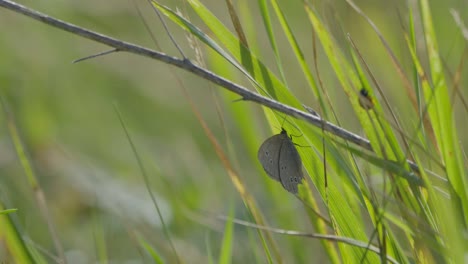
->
[0,0,467,263]
[152,0,467,262]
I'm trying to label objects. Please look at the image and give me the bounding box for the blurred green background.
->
[0,0,467,263]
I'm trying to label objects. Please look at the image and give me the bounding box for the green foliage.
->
[0,0,467,263]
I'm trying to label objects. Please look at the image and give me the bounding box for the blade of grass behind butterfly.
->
[267,0,343,192]
[175,51,281,263]
[267,7,347,211]
[236,0,330,229]
[179,2,341,260]
[160,1,369,261]
[152,4,288,262]
[202,15,326,262]
[181,0,334,238]
[287,124,342,263]
[256,111,340,262]
[201,31,304,237]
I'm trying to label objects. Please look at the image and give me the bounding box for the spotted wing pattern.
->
[257,133,287,182]
[278,135,304,194]
[258,129,304,194]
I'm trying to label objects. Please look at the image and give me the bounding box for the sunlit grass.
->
[0,0,467,263]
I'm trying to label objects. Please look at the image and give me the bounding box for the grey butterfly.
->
[257,128,304,194]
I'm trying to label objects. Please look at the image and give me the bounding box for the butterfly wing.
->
[279,137,304,194]
[257,134,285,182]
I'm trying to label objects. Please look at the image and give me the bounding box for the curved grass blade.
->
[114,104,181,263]
[0,202,34,263]
[137,234,165,264]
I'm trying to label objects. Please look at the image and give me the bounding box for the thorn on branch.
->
[72,48,119,63]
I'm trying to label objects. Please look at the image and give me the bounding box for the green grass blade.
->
[92,212,108,264]
[137,234,165,264]
[257,0,288,84]
[219,204,235,264]
[268,0,321,101]
[418,0,468,261]
[0,208,18,215]
[419,0,468,212]
[114,104,181,263]
[186,0,300,103]
[303,3,423,262]
[151,1,262,92]
[179,1,358,261]
[0,202,34,263]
